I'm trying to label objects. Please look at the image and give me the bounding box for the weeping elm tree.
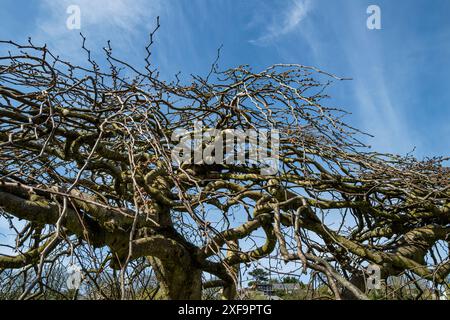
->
[0,38,449,300]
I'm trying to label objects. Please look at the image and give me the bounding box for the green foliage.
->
[282,276,300,284]
[248,268,269,285]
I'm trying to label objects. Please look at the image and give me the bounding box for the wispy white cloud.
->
[33,0,164,63]
[351,73,416,154]
[31,0,203,80]
[273,1,417,155]
[250,0,311,45]
[39,0,162,35]
[338,6,417,155]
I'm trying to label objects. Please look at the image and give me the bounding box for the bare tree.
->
[0,36,448,300]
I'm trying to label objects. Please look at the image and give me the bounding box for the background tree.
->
[0,37,449,300]
[282,276,300,284]
[248,268,270,287]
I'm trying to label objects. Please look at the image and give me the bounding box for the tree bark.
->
[341,272,367,300]
[148,256,202,300]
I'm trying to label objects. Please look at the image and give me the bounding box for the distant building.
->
[272,283,302,294]
[254,283,302,296]
[255,283,273,296]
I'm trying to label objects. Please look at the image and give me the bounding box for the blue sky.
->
[1,1,450,270]
[1,0,449,156]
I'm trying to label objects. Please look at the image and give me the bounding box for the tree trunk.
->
[148,256,202,300]
[222,282,237,300]
[341,272,366,300]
